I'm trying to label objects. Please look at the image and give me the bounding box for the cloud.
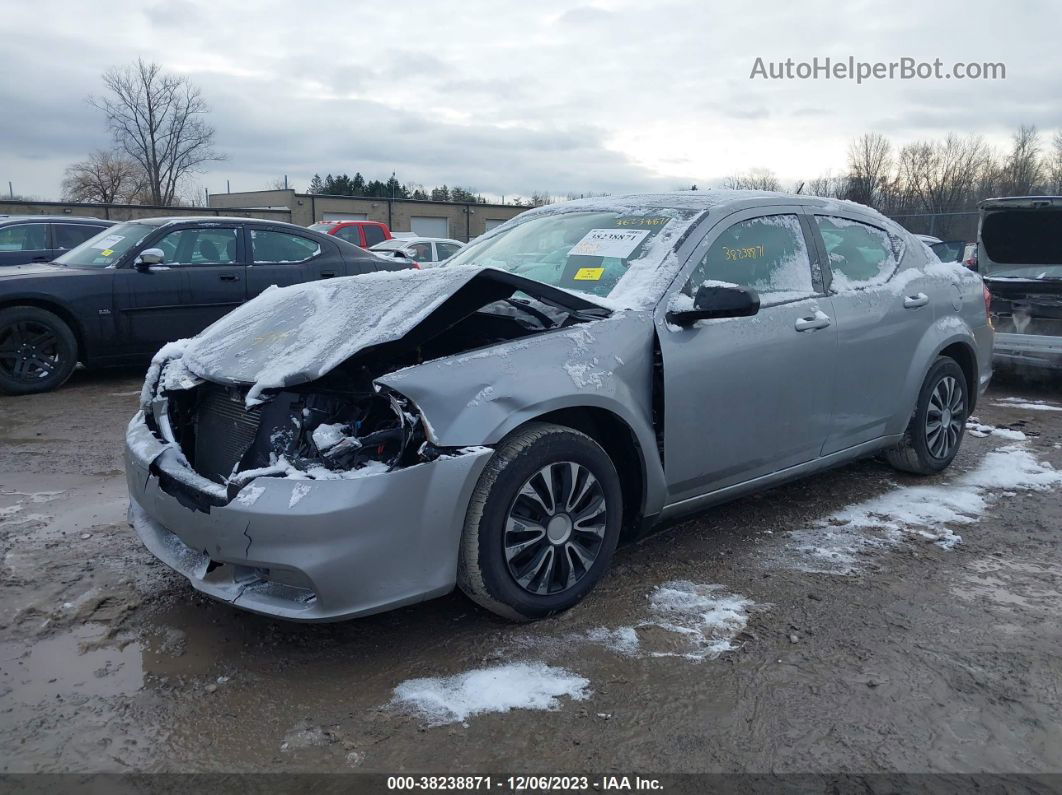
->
[0,0,1058,199]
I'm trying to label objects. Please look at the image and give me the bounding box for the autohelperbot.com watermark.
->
[750,56,1005,83]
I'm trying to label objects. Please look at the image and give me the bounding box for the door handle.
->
[319,271,336,278]
[794,310,831,332]
[904,292,929,308]
[219,274,240,282]
[31,256,48,262]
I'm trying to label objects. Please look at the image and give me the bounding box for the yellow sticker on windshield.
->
[100,249,114,256]
[573,267,605,281]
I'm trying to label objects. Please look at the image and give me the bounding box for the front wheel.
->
[0,306,79,395]
[886,356,968,475]
[458,423,623,621]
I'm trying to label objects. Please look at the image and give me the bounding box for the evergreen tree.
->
[308,173,324,193]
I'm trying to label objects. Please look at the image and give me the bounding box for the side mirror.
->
[134,248,165,270]
[666,284,761,327]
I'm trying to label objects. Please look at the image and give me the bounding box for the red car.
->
[308,220,392,248]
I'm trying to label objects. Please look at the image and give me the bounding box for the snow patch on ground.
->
[392,662,590,726]
[776,443,1062,573]
[965,418,1026,440]
[578,582,759,661]
[993,398,1062,412]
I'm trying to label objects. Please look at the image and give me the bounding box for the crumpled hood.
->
[182,265,609,404]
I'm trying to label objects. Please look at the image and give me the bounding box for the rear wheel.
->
[886,356,968,475]
[0,306,78,395]
[458,423,623,621]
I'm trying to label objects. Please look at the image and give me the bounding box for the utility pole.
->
[388,171,396,230]
[227,180,230,194]
[8,182,12,199]
[284,175,288,190]
[204,187,209,207]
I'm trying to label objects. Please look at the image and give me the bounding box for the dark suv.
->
[0,216,114,266]
[0,216,406,395]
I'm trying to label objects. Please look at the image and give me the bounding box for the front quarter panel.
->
[376,311,667,514]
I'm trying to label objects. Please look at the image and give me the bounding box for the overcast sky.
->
[1,0,1059,202]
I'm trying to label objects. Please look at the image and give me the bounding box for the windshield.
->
[308,223,336,232]
[445,210,690,299]
[54,222,157,268]
[981,209,1062,279]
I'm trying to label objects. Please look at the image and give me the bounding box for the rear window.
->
[55,223,106,249]
[363,224,387,246]
[982,209,1062,277]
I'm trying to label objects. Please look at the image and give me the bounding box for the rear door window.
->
[687,214,815,299]
[55,224,104,250]
[0,223,48,252]
[251,229,322,263]
[814,216,897,288]
[436,242,461,260]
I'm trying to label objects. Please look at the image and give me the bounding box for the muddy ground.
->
[1,365,1061,776]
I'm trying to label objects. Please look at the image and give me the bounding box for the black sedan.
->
[0,215,114,266]
[0,216,406,395]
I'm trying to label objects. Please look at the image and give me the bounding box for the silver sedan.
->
[126,191,993,621]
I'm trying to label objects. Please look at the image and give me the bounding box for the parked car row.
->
[0,217,408,395]
[306,219,465,267]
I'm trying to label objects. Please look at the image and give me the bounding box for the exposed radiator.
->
[193,384,263,483]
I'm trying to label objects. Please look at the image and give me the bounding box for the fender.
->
[377,312,670,518]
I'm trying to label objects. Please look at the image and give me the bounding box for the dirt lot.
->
[1,365,1061,776]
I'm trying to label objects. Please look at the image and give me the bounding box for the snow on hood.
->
[181,265,608,406]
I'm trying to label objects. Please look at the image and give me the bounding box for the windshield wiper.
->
[502,298,555,328]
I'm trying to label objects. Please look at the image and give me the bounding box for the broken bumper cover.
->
[125,412,492,621]
[993,332,1062,371]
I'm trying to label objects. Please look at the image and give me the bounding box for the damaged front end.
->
[137,268,614,508]
[140,360,459,510]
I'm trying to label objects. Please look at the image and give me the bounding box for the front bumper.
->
[126,411,492,621]
[993,332,1062,371]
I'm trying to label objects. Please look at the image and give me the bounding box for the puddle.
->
[0,622,144,706]
[952,556,1062,613]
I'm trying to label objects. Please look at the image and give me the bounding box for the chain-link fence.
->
[887,211,979,242]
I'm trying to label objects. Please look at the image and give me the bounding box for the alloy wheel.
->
[0,320,62,383]
[925,374,964,459]
[503,461,608,595]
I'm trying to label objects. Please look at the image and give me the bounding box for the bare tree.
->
[896,134,992,215]
[61,149,146,204]
[723,168,780,191]
[806,170,844,199]
[844,132,893,207]
[91,59,223,206]
[1046,130,1062,194]
[1000,124,1043,195]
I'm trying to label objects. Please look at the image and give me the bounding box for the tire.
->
[0,306,79,395]
[458,422,623,621]
[886,356,968,475]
